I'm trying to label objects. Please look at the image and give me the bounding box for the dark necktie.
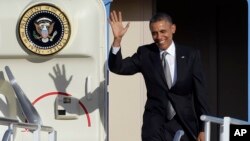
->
[162,51,176,120]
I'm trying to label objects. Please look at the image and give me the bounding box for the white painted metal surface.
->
[201,115,250,141]
[0,0,108,140]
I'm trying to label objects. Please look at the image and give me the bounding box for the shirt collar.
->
[160,41,176,57]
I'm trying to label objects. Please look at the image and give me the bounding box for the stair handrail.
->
[200,115,250,141]
[0,117,56,141]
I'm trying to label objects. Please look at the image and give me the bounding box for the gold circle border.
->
[18,4,71,55]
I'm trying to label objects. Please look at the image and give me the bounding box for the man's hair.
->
[150,13,173,25]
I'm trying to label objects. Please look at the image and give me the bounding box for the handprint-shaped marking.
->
[49,64,73,92]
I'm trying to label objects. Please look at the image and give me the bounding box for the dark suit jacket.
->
[108,43,210,140]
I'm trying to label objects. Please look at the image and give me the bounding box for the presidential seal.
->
[18,4,70,55]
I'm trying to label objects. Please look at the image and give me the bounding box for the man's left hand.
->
[197,132,205,141]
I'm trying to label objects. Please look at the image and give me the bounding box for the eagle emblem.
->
[33,17,58,43]
[19,4,70,55]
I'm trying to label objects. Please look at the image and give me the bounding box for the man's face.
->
[150,20,176,50]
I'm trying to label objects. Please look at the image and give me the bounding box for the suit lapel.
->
[149,44,187,91]
[150,44,169,91]
[175,45,186,86]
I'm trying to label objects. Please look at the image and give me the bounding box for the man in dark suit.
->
[108,10,210,141]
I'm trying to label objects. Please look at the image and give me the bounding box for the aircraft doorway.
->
[156,0,248,140]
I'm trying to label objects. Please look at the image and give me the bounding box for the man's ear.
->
[171,24,176,34]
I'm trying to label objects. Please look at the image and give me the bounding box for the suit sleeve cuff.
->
[112,46,121,55]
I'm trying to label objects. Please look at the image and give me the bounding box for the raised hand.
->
[109,10,129,47]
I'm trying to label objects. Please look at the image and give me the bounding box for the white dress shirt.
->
[160,42,177,85]
[112,46,120,54]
